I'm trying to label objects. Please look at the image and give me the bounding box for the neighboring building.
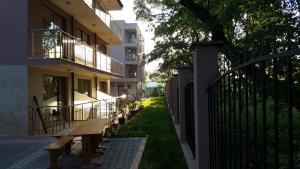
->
[0,0,124,135]
[109,20,145,99]
[144,81,164,97]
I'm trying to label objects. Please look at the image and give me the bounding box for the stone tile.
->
[0,137,146,169]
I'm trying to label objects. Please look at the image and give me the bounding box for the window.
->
[125,31,137,43]
[100,81,107,93]
[126,65,137,78]
[125,48,137,61]
[78,79,91,96]
[74,27,90,45]
[97,43,106,53]
[43,75,67,106]
[42,6,66,30]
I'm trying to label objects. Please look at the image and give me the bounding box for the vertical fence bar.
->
[214,84,218,169]
[274,58,279,169]
[69,106,71,128]
[92,102,94,119]
[82,104,84,124]
[216,83,220,169]
[287,55,294,169]
[212,84,216,169]
[223,75,227,168]
[218,79,224,166]
[219,80,224,168]
[238,70,243,169]
[253,65,257,144]
[245,67,249,169]
[208,84,213,169]
[233,71,237,169]
[262,61,267,169]
[228,73,232,169]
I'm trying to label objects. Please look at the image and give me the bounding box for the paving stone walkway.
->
[0,136,146,169]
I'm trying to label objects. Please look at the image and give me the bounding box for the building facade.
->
[0,0,124,135]
[109,20,145,99]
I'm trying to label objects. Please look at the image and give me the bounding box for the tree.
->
[134,0,300,80]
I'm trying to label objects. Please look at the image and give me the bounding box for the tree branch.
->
[180,0,227,42]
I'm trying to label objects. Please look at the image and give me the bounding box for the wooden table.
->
[68,118,110,165]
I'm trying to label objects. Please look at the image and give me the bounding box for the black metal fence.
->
[208,49,300,169]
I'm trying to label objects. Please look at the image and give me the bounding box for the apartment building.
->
[0,0,124,135]
[109,20,145,99]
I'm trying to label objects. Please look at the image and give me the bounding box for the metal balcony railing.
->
[29,100,116,135]
[29,29,124,76]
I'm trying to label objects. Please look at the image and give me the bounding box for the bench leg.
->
[82,136,92,165]
[64,141,72,155]
[49,150,60,169]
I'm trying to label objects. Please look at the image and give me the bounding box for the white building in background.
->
[109,20,145,99]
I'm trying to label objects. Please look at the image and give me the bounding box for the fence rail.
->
[208,49,300,169]
[29,100,116,135]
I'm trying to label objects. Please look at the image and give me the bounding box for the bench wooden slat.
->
[45,136,74,150]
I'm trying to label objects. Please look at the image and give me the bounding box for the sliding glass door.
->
[43,75,67,107]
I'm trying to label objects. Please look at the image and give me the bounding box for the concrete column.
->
[169,77,174,114]
[193,42,219,169]
[178,67,192,142]
[173,75,179,124]
[107,80,111,94]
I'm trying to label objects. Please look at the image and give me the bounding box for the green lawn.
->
[112,97,188,169]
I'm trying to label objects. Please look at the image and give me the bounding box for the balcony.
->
[29,29,124,76]
[50,0,122,44]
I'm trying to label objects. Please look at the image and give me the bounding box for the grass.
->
[112,97,188,169]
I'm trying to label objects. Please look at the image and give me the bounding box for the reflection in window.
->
[78,79,91,96]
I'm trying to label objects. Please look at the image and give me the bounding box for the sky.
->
[109,0,160,74]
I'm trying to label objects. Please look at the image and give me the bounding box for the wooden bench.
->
[44,135,74,169]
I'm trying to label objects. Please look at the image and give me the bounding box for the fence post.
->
[178,66,192,142]
[192,42,220,169]
[173,74,179,124]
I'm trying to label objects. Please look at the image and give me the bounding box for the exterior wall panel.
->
[0,66,28,135]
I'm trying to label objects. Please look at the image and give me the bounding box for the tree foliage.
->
[134,0,300,81]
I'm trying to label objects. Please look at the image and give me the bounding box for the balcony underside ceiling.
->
[99,0,123,10]
[28,58,122,80]
[49,0,122,45]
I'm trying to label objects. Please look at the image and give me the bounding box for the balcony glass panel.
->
[83,0,93,9]
[74,43,86,65]
[101,53,107,71]
[107,56,111,72]
[86,46,94,67]
[95,9,111,28]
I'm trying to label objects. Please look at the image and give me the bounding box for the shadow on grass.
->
[111,96,188,169]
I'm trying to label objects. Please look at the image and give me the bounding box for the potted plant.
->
[116,98,127,125]
[128,101,137,116]
[118,110,126,125]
